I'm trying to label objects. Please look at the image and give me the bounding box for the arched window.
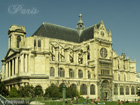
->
[50,67,55,77]
[118,74,120,81]
[78,70,83,78]
[120,86,124,95]
[70,84,76,89]
[126,86,129,95]
[34,39,36,47]
[34,85,43,97]
[69,69,74,78]
[80,84,87,95]
[58,68,65,77]
[38,39,41,47]
[90,84,95,95]
[114,87,118,95]
[17,36,21,48]
[131,86,135,95]
[88,71,91,79]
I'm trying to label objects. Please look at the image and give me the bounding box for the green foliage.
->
[34,85,43,97]
[0,80,9,96]
[18,85,35,97]
[66,86,79,98]
[44,83,61,98]
[9,87,18,97]
[44,83,79,99]
[137,88,140,96]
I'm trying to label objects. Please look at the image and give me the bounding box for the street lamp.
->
[115,83,118,102]
[101,83,104,102]
[62,80,66,105]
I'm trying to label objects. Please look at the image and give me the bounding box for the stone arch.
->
[80,84,87,95]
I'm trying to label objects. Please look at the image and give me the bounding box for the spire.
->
[77,14,85,35]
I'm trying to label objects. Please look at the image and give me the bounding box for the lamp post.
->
[115,83,118,102]
[100,83,104,102]
[62,80,66,105]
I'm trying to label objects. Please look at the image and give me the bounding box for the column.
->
[6,62,8,77]
[9,61,11,77]
[129,86,131,95]
[87,84,90,96]
[75,68,78,79]
[12,59,14,76]
[83,69,87,79]
[15,57,18,74]
[124,86,126,97]
[2,64,5,79]
[118,85,120,96]
[55,65,58,78]
[77,84,80,93]
[20,54,24,73]
[25,54,28,73]
[65,66,69,78]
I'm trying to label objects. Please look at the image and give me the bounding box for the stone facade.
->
[1,14,138,101]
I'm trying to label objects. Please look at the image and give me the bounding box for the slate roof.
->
[33,22,98,43]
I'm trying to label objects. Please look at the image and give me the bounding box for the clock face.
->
[101,31,104,37]
[100,48,108,58]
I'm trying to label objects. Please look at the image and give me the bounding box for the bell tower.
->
[76,14,85,35]
[8,25,26,49]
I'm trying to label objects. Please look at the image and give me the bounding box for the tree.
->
[137,87,140,96]
[9,87,18,97]
[66,86,79,98]
[34,85,43,97]
[18,85,35,97]
[0,80,9,96]
[44,83,61,98]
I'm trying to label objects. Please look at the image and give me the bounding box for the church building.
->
[1,14,138,101]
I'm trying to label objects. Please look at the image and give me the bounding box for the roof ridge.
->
[43,22,78,32]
